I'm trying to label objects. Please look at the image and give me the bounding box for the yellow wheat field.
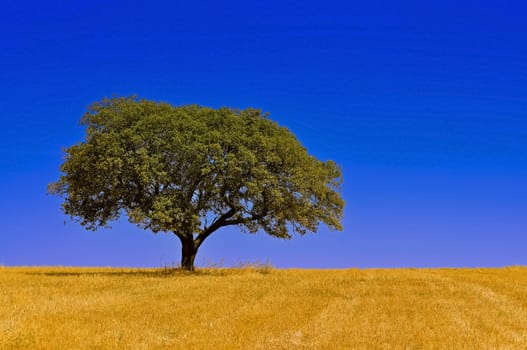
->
[1,266,526,349]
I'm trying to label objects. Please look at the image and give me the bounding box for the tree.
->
[49,96,344,271]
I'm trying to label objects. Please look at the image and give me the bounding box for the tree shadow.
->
[23,265,273,278]
[23,268,194,278]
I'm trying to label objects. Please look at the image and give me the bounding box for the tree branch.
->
[195,207,236,246]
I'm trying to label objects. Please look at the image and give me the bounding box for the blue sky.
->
[1,0,526,268]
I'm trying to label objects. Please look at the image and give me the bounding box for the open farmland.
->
[1,266,526,349]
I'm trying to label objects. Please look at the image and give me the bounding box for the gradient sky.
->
[1,0,526,268]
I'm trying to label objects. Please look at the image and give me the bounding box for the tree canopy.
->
[50,96,344,270]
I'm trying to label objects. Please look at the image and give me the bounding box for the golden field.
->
[1,266,526,349]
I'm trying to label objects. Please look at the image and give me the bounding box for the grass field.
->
[1,266,526,349]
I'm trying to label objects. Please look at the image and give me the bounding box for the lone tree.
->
[50,96,344,271]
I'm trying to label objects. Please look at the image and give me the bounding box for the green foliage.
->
[50,96,344,267]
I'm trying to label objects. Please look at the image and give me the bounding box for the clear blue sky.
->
[1,0,526,268]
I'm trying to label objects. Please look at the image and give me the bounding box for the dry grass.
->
[1,266,526,349]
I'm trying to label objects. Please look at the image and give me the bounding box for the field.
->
[1,266,526,349]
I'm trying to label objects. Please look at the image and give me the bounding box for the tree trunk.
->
[180,236,197,271]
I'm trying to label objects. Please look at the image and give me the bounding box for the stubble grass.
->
[1,266,526,349]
